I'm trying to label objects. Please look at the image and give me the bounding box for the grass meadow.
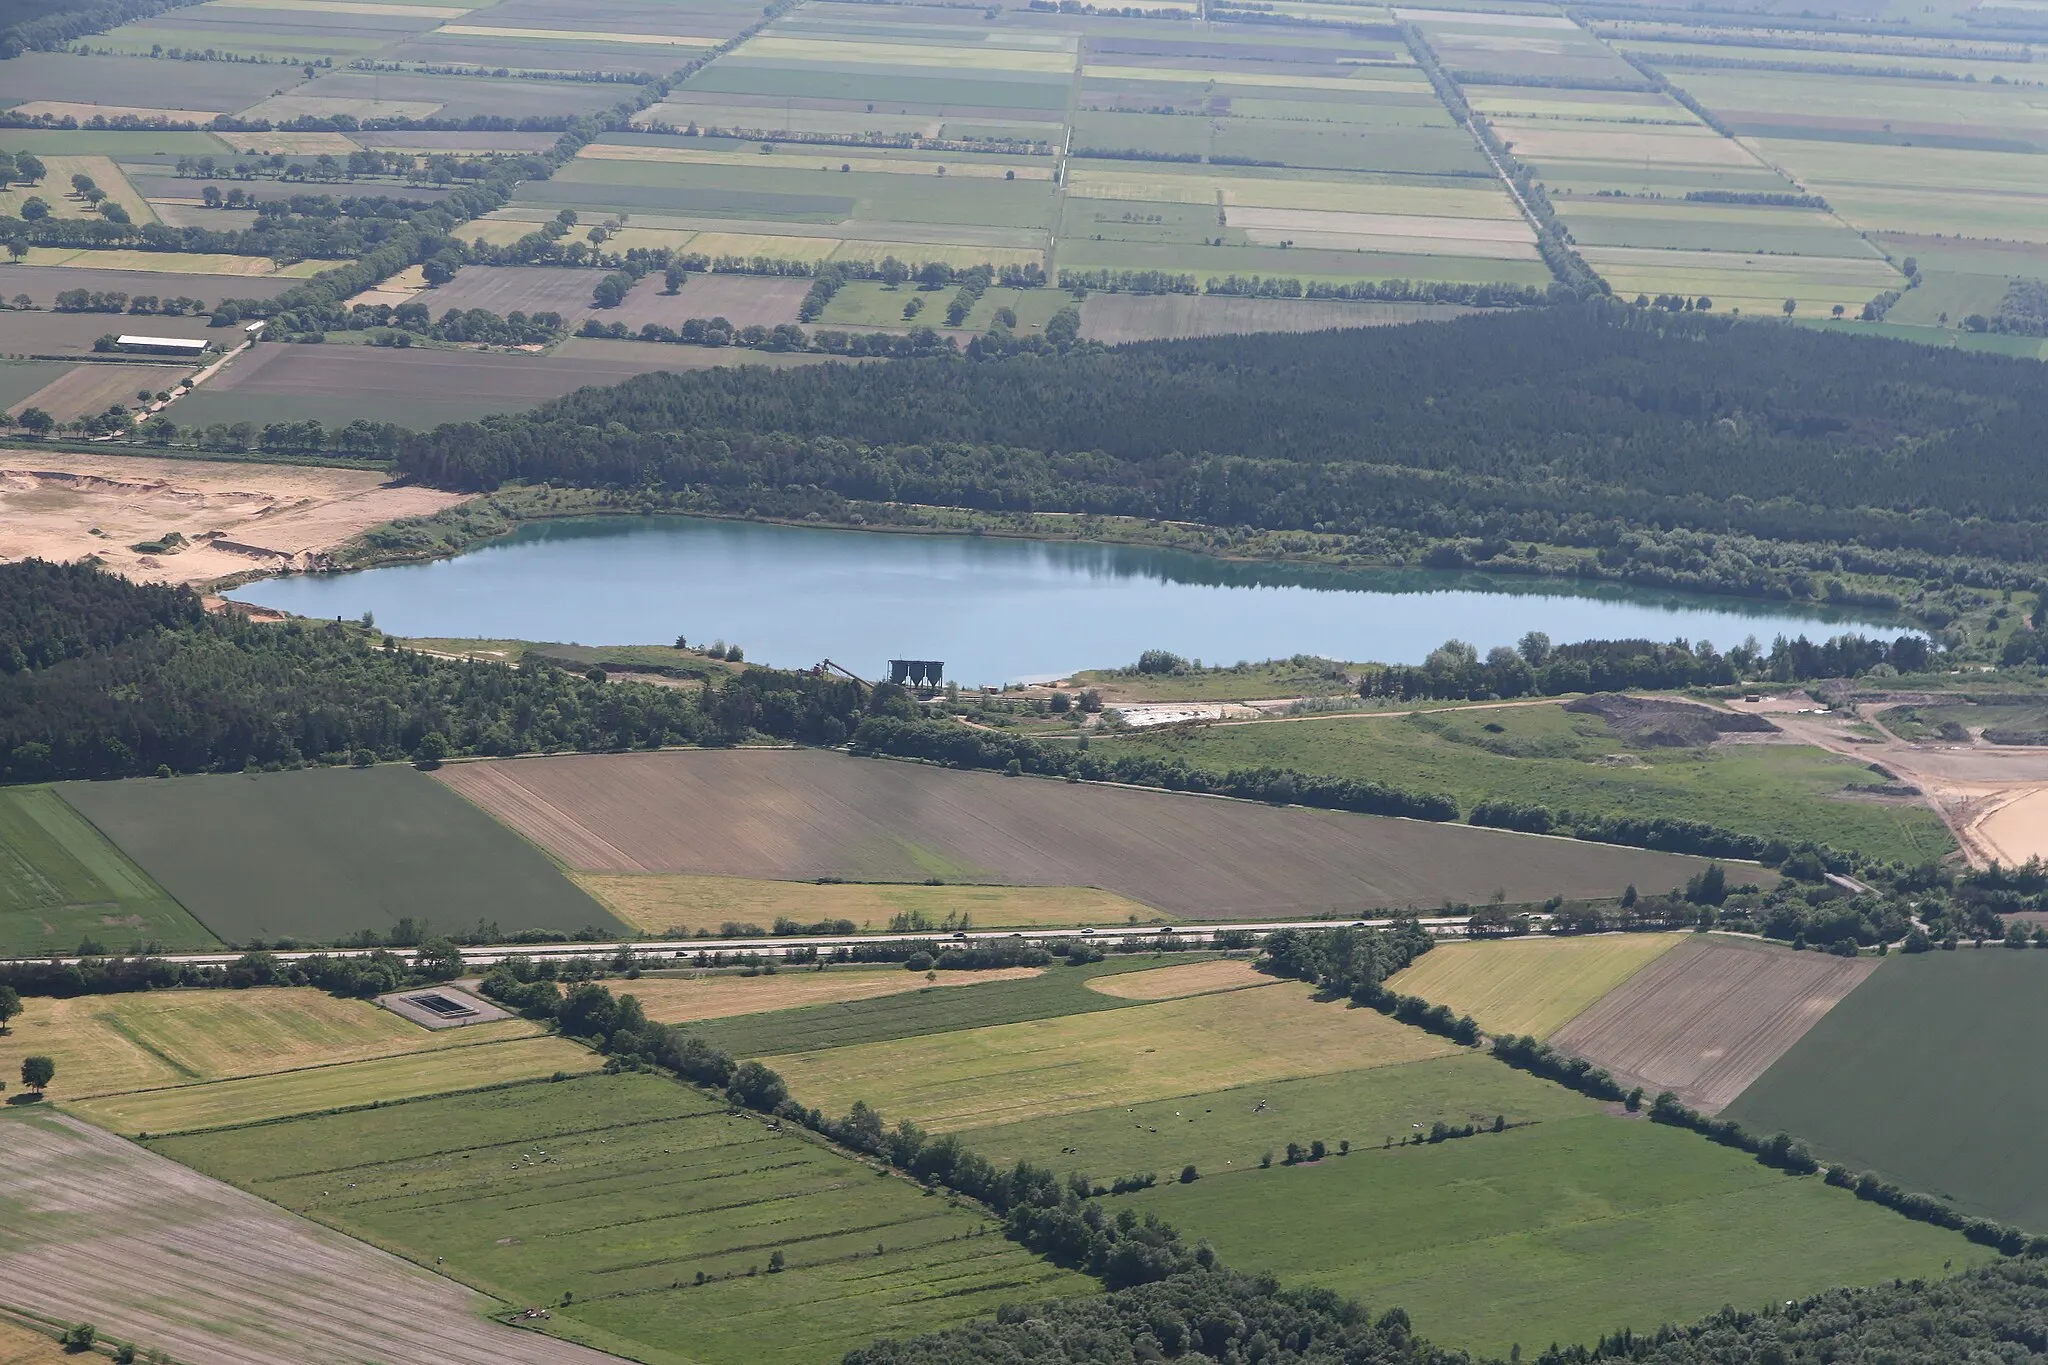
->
[761,979,1460,1131]
[1383,934,1687,1038]
[1108,704,1956,865]
[68,1034,601,1136]
[1120,1111,1983,1358]
[153,1072,1093,1365]
[1725,950,2048,1228]
[0,786,216,958]
[0,986,541,1100]
[57,766,624,947]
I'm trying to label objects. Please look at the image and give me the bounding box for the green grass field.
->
[68,1034,603,1135]
[763,981,1458,1131]
[1724,950,2048,1228]
[1108,704,1955,864]
[0,786,217,957]
[1123,1110,1984,1358]
[56,766,624,947]
[1383,934,1686,1038]
[151,1072,1094,1365]
[960,1052,1590,1175]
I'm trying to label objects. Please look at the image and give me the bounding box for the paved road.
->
[10,913,1543,971]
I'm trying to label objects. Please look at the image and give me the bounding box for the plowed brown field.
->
[432,749,1727,919]
[1547,935,1877,1113]
[0,1108,619,1365]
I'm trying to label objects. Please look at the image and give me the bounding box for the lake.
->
[229,515,1909,685]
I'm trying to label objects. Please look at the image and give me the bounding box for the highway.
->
[9,913,1542,971]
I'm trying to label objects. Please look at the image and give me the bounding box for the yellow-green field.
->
[11,248,326,275]
[1384,935,1687,1038]
[1581,245,1901,314]
[578,143,1053,180]
[0,987,541,1099]
[0,156,155,225]
[1084,957,1268,1001]
[764,981,1459,1130]
[576,871,1167,933]
[623,966,1044,1023]
[67,1034,600,1135]
[0,1318,67,1365]
[743,35,1078,73]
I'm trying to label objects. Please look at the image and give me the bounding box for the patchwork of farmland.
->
[0,785,216,958]
[0,1107,627,1365]
[152,1071,1093,1365]
[56,765,625,947]
[1725,950,2048,1229]
[432,747,1734,918]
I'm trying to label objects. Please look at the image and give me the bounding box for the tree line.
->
[386,308,2048,589]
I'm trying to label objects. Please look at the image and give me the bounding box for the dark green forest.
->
[394,309,2048,570]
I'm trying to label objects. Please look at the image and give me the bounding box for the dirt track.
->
[0,449,465,587]
[1547,934,1877,1113]
[0,1108,619,1365]
[1726,695,2048,866]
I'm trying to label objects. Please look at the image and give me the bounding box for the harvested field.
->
[1081,294,1473,342]
[0,310,203,359]
[436,749,1728,920]
[154,1072,1092,1365]
[0,1107,623,1365]
[1384,934,1687,1038]
[424,264,608,319]
[12,363,194,423]
[1725,950,2048,1227]
[0,449,466,588]
[573,871,1164,934]
[0,785,213,958]
[0,265,302,307]
[616,272,811,329]
[67,1034,602,1135]
[0,987,540,1100]
[175,340,774,428]
[58,766,623,946]
[1547,934,1877,1113]
[762,981,1460,1130]
[622,966,1042,1022]
[1084,956,1266,1000]
[0,1318,67,1365]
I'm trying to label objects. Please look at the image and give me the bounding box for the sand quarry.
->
[1727,694,2048,868]
[0,449,466,588]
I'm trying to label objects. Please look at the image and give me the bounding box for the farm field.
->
[11,362,191,423]
[0,986,540,1101]
[574,871,1168,934]
[0,1107,624,1365]
[1108,701,1955,865]
[1725,950,2048,1228]
[1119,1109,1982,1358]
[67,1033,601,1136]
[171,339,819,430]
[622,965,1045,1024]
[684,954,1197,1057]
[57,766,623,947]
[760,979,1462,1131]
[960,1051,1593,1175]
[1548,934,1877,1113]
[1383,933,1687,1038]
[0,785,214,958]
[152,1072,1093,1365]
[434,748,1734,918]
[0,1318,66,1365]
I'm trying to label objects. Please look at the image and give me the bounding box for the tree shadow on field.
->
[5,1093,46,1105]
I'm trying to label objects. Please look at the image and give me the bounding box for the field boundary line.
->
[73,1027,559,1102]
[94,1010,205,1084]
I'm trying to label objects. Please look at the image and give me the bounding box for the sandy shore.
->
[0,448,467,588]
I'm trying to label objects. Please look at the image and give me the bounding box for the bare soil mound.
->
[1565,693,1777,748]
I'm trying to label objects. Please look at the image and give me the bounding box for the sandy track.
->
[0,449,466,587]
[0,1109,621,1365]
[1547,935,1876,1113]
[433,748,1727,919]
